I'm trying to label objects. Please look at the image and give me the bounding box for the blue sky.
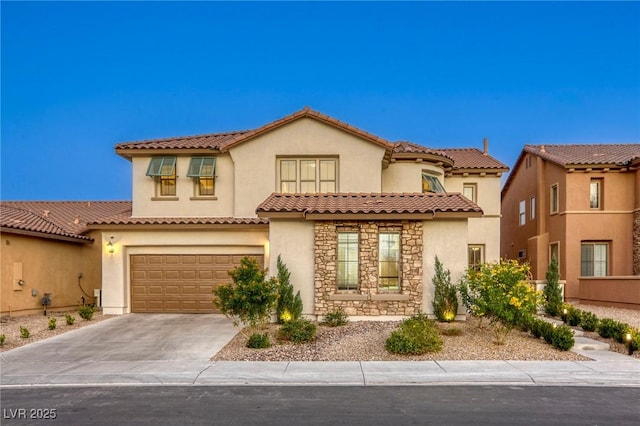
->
[2,1,639,201]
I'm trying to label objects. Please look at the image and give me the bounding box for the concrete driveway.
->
[0,314,238,385]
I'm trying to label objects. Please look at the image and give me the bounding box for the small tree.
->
[431,256,458,322]
[213,257,279,339]
[543,255,563,317]
[275,255,303,324]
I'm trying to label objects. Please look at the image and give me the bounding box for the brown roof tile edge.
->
[1,205,94,243]
[88,217,269,226]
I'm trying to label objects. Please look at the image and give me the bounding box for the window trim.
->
[550,183,559,214]
[187,157,217,197]
[422,173,446,193]
[519,200,526,226]
[378,232,401,292]
[463,183,477,203]
[590,178,603,210]
[278,157,338,193]
[530,196,536,220]
[580,242,609,277]
[468,244,484,272]
[337,231,359,291]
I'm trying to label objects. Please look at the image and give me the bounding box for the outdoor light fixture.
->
[626,333,634,356]
[561,308,568,323]
[106,236,115,254]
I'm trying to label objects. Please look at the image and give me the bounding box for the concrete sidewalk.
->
[1,314,639,387]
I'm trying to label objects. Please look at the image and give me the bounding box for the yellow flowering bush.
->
[459,259,540,344]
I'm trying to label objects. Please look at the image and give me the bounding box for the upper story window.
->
[519,200,526,225]
[379,232,401,291]
[550,183,559,214]
[530,197,536,220]
[278,158,337,193]
[463,183,477,202]
[590,178,602,209]
[187,157,216,197]
[146,156,177,196]
[422,173,445,193]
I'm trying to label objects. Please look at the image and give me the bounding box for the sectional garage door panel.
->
[130,254,264,313]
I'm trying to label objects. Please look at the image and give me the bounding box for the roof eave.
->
[1,227,94,244]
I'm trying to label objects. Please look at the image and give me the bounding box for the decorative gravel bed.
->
[0,311,114,352]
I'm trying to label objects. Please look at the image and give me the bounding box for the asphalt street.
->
[2,385,639,426]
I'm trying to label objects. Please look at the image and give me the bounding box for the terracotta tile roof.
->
[436,148,509,170]
[1,205,93,242]
[1,201,131,237]
[524,144,640,167]
[256,193,482,216]
[115,130,249,152]
[392,141,454,161]
[90,215,268,226]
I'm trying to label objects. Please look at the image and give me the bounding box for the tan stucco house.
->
[501,144,640,309]
[90,107,508,319]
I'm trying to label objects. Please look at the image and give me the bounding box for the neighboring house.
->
[501,144,640,309]
[1,201,130,316]
[91,107,508,318]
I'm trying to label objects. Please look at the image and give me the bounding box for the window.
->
[550,243,559,267]
[518,249,526,259]
[378,233,400,291]
[422,173,445,193]
[550,183,559,214]
[581,242,608,277]
[468,245,484,272]
[519,200,526,225]
[463,183,477,202]
[146,156,177,196]
[530,197,536,220]
[337,232,359,290]
[187,157,216,196]
[590,179,602,209]
[278,158,337,193]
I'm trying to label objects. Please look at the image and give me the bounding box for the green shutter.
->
[187,157,216,177]
[146,157,176,177]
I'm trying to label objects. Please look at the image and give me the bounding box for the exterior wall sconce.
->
[107,236,115,254]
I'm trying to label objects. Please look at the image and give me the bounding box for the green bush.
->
[566,307,582,327]
[440,327,462,337]
[580,311,599,332]
[385,314,443,355]
[78,304,95,321]
[432,256,458,322]
[213,257,279,334]
[529,318,544,339]
[65,314,76,325]
[275,255,303,324]
[543,255,563,317]
[597,318,623,339]
[48,317,57,330]
[551,325,575,351]
[541,321,556,344]
[19,326,30,339]
[0,334,6,346]
[246,333,271,349]
[279,318,317,344]
[322,308,349,327]
[631,331,640,352]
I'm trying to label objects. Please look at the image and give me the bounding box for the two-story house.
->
[91,107,508,318]
[501,144,640,308]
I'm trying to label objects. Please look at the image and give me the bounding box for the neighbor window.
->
[519,200,526,225]
[378,233,401,291]
[422,173,445,193]
[463,183,477,202]
[518,249,526,259]
[468,245,484,272]
[590,179,602,209]
[337,232,359,290]
[581,242,608,277]
[187,157,216,196]
[278,158,337,193]
[550,243,559,268]
[146,156,177,196]
[550,183,559,214]
[530,197,536,220]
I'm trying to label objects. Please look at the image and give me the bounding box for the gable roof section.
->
[257,193,482,220]
[1,201,131,241]
[1,205,93,243]
[523,144,640,167]
[436,148,509,171]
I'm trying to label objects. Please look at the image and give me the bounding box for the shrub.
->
[541,322,556,344]
[631,331,640,352]
[246,333,271,349]
[65,314,76,325]
[385,314,443,355]
[275,255,303,324]
[543,255,563,317]
[432,256,458,322]
[19,326,30,339]
[459,259,539,344]
[322,308,349,327]
[597,318,623,339]
[566,307,582,327]
[48,317,57,330]
[0,334,5,346]
[78,304,95,321]
[580,311,599,332]
[529,318,544,339]
[213,257,279,337]
[551,325,575,351]
[279,318,317,343]
[440,327,463,337]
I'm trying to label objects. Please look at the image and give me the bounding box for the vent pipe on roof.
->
[483,138,488,156]
[540,145,546,153]
[43,210,50,218]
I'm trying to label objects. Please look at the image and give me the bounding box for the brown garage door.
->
[130,254,264,313]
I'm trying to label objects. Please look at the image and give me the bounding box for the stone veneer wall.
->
[314,220,423,316]
[634,210,640,275]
